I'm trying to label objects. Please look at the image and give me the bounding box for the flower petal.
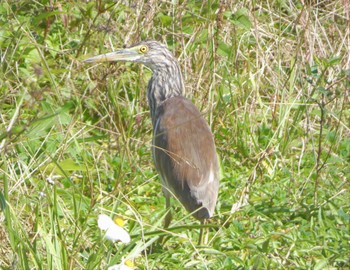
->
[108,263,133,270]
[98,214,131,243]
[98,214,115,230]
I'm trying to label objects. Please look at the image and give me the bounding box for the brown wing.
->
[153,96,219,220]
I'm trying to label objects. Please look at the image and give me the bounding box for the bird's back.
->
[152,96,219,220]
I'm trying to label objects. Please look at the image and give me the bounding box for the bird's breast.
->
[151,96,219,218]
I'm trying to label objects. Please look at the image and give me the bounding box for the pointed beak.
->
[83,48,140,63]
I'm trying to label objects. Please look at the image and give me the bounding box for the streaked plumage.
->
[84,40,219,225]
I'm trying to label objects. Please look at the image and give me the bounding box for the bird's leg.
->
[157,195,171,246]
[164,195,172,228]
[198,220,204,245]
[198,219,209,246]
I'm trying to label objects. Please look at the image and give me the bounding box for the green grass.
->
[1,0,349,269]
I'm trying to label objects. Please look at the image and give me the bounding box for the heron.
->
[84,40,219,236]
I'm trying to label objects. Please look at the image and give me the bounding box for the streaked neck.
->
[147,62,184,125]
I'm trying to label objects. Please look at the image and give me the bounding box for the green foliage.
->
[1,0,349,269]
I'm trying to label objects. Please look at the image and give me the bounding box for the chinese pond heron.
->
[84,40,219,234]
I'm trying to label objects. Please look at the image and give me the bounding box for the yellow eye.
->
[139,45,148,54]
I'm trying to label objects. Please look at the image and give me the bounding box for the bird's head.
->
[84,40,176,71]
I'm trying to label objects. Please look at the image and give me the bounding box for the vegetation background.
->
[0,0,349,269]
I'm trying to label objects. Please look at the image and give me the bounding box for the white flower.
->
[98,214,130,244]
[46,175,61,185]
[108,261,134,270]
